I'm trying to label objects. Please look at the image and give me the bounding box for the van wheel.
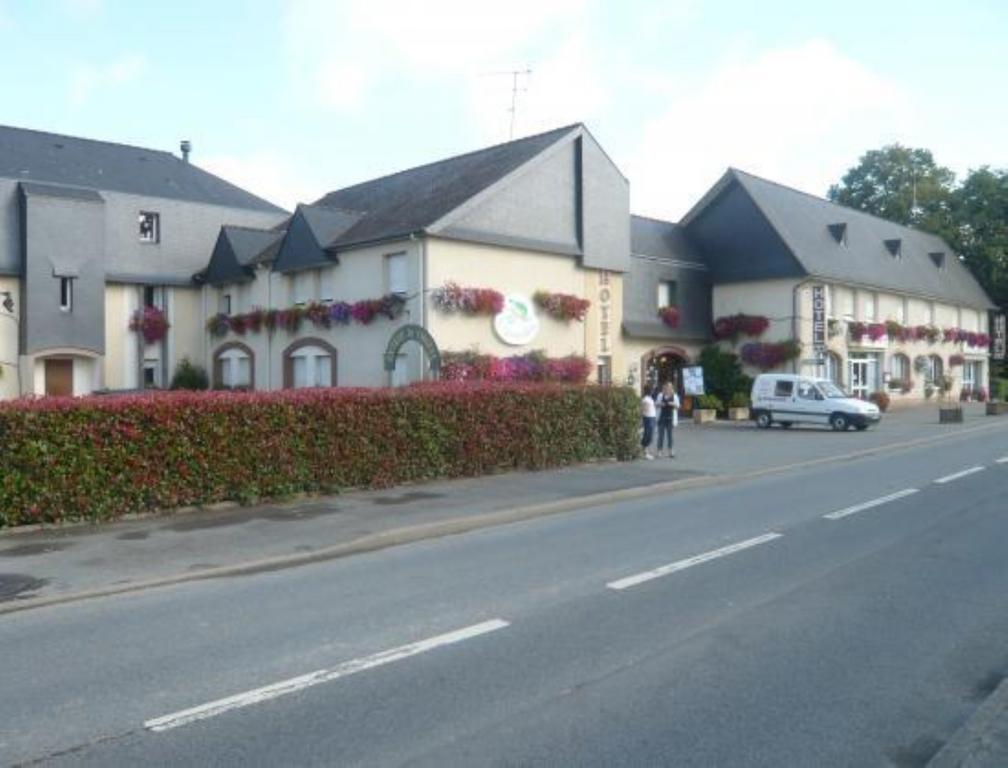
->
[830,413,849,432]
[755,411,772,429]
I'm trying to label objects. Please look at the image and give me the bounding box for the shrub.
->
[868,391,890,412]
[996,378,1008,402]
[170,358,209,391]
[696,393,724,412]
[729,392,750,408]
[0,384,639,527]
[698,346,752,407]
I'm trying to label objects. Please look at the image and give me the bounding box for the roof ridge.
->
[319,123,581,201]
[0,123,175,159]
[222,223,281,233]
[631,213,680,225]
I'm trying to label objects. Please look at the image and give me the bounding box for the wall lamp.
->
[0,291,13,314]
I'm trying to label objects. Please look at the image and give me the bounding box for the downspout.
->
[266,267,273,390]
[791,277,814,374]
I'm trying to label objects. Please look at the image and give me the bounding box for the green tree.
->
[952,167,1008,311]
[698,346,752,407]
[828,144,956,238]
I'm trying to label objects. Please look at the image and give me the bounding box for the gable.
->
[579,131,630,272]
[271,206,335,274]
[204,230,251,286]
[685,179,806,282]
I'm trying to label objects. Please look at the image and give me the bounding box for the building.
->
[1,122,997,401]
[0,126,287,398]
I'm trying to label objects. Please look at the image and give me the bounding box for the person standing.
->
[656,381,680,458]
[640,387,657,460]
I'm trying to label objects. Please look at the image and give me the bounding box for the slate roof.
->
[19,181,105,203]
[631,215,705,264]
[682,169,995,309]
[0,124,284,212]
[225,225,287,266]
[300,205,362,249]
[313,124,580,248]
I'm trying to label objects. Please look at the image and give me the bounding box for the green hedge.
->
[0,383,639,527]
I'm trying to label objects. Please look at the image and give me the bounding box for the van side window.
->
[797,380,817,399]
[774,380,794,397]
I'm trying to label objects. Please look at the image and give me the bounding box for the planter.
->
[693,408,717,425]
[728,407,750,421]
[986,401,1008,416]
[938,406,964,424]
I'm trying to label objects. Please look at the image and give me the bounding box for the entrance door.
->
[45,359,73,397]
[849,357,874,400]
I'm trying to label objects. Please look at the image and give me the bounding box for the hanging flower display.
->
[441,350,593,383]
[431,282,505,316]
[533,290,591,322]
[206,313,230,337]
[129,306,170,344]
[205,294,404,337]
[739,340,801,370]
[848,322,887,342]
[712,313,769,341]
[658,306,680,328]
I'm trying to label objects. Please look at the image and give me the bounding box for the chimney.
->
[180,140,191,163]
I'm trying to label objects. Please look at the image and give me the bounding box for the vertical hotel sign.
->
[992,311,1006,360]
[598,271,612,356]
[812,284,826,360]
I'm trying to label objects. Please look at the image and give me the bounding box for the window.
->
[825,352,843,387]
[927,302,936,324]
[144,286,156,308]
[826,285,835,318]
[283,340,336,389]
[59,277,73,312]
[139,211,160,243]
[962,361,977,394]
[214,343,254,389]
[896,298,907,324]
[143,360,160,389]
[862,291,877,321]
[219,292,231,315]
[890,353,909,384]
[797,380,818,400]
[292,271,314,305]
[928,355,943,383]
[774,380,794,397]
[597,356,612,386]
[657,280,678,308]
[319,268,335,302]
[386,253,408,296]
[841,290,854,319]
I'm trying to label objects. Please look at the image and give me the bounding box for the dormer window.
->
[884,238,902,258]
[828,223,848,246]
[929,252,946,270]
[139,211,160,243]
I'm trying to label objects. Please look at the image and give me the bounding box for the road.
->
[2,424,1007,766]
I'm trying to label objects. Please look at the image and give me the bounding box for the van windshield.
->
[817,382,847,398]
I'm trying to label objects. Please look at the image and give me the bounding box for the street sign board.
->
[812,284,826,354]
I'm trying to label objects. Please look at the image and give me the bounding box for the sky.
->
[0,0,1005,219]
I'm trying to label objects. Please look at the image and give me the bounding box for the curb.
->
[2,417,1006,616]
[929,678,1008,767]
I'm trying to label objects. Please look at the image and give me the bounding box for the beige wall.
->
[713,279,799,344]
[0,276,19,398]
[425,238,589,359]
[168,286,204,381]
[104,284,135,390]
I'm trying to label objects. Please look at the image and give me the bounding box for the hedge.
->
[0,383,639,527]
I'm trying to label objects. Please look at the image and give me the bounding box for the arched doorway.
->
[383,324,441,386]
[641,346,689,395]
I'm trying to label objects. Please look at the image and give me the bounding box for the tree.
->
[698,346,752,407]
[828,144,956,239]
[952,167,1008,312]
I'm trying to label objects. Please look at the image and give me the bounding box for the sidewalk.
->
[1,402,1003,612]
[930,678,1008,767]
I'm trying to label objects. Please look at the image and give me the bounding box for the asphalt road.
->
[2,425,1007,766]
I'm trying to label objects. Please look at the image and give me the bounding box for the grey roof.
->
[631,215,705,264]
[0,124,284,213]
[224,225,286,266]
[313,124,580,248]
[683,169,995,309]
[19,181,104,203]
[300,205,362,248]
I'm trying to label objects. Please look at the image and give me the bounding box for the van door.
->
[794,379,828,425]
[771,378,795,421]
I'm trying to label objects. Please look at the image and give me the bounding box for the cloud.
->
[316,60,368,111]
[62,0,103,16]
[627,39,915,219]
[69,53,146,107]
[199,151,324,212]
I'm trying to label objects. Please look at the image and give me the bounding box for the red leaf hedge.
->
[0,384,638,527]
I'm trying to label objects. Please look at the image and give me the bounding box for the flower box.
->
[728,406,750,421]
[693,408,717,424]
[986,401,1008,416]
[938,406,964,424]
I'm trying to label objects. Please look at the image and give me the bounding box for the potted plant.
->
[868,390,890,412]
[693,393,723,424]
[728,392,750,421]
[986,384,1008,415]
[937,374,962,423]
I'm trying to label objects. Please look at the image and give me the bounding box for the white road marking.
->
[996,456,1008,464]
[606,533,783,591]
[144,619,509,732]
[934,466,986,484]
[823,488,920,520]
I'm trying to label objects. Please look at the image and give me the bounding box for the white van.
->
[750,373,881,431]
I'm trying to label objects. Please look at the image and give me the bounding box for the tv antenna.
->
[483,68,532,139]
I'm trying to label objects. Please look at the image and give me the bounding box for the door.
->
[794,379,827,424]
[849,358,871,400]
[45,359,73,397]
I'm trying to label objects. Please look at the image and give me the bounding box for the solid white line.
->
[996,457,1008,464]
[606,533,783,591]
[823,488,920,520]
[935,466,986,484]
[144,619,509,732]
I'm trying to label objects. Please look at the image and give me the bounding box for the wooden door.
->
[45,359,73,397]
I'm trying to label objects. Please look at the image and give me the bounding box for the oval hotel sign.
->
[494,293,540,346]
